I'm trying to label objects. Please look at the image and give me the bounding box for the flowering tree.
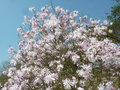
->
[1,6,120,90]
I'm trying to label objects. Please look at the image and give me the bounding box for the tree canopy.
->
[0,6,120,90]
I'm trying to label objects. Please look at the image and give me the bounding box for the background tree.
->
[107,0,120,43]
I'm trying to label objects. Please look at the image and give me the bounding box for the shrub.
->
[1,6,120,90]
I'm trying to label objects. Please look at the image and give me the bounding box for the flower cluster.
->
[1,6,120,90]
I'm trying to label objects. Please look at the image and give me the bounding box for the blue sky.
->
[0,0,114,64]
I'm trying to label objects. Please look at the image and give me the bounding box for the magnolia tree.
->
[1,6,120,90]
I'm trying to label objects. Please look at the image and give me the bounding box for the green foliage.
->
[0,74,8,85]
[0,61,10,87]
[107,0,120,43]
